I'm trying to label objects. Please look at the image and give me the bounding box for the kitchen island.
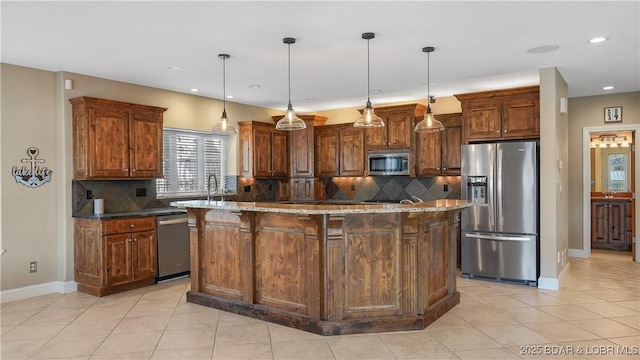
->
[170,199,472,335]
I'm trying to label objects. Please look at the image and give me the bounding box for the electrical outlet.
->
[86,190,93,199]
[443,184,449,192]
[351,184,356,191]
[135,188,147,197]
[244,185,251,193]
[29,261,37,273]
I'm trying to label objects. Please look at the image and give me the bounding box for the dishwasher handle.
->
[158,218,188,226]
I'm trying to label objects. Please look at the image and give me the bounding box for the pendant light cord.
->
[222,56,226,114]
[426,51,430,110]
[366,37,371,106]
[288,42,292,108]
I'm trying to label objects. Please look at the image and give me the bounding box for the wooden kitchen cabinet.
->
[70,97,166,179]
[239,121,288,178]
[364,103,426,151]
[591,199,630,251]
[455,86,539,142]
[415,113,462,176]
[315,124,365,177]
[272,115,327,178]
[74,216,157,296]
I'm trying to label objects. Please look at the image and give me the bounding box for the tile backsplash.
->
[237,176,461,202]
[73,180,168,215]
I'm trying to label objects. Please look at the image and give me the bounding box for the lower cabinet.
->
[74,216,157,296]
[591,199,630,251]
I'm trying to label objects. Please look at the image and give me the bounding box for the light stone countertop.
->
[170,199,474,215]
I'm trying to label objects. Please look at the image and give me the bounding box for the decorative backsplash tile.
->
[237,176,461,202]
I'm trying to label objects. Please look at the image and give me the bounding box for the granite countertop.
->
[169,199,474,215]
[73,207,187,219]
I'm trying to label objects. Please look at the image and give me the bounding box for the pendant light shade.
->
[354,32,384,128]
[415,46,444,132]
[211,54,237,135]
[275,37,306,131]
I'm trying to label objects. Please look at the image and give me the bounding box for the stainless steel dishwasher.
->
[156,212,190,282]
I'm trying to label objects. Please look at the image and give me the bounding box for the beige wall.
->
[539,67,569,285]
[567,92,640,252]
[1,64,59,289]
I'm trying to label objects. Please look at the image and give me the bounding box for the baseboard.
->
[0,281,78,304]
[568,248,588,258]
[537,262,570,291]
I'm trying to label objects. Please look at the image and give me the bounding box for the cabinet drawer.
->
[103,217,155,235]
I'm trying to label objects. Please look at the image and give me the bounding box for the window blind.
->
[157,128,228,197]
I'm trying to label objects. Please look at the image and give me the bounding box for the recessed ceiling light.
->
[602,85,614,90]
[589,37,608,44]
[527,45,559,53]
[248,84,261,89]
[190,88,198,92]
[167,65,183,70]
[226,95,233,99]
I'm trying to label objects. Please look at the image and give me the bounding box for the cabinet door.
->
[253,126,273,177]
[415,131,442,176]
[339,127,365,176]
[608,203,627,246]
[129,110,163,178]
[591,201,608,245]
[290,125,314,177]
[271,130,289,177]
[502,97,539,138]
[315,128,340,177]
[105,233,132,285]
[441,115,462,175]
[463,99,502,141]
[132,230,157,280]
[239,125,253,178]
[89,108,130,178]
[365,127,386,150]
[290,178,314,201]
[385,112,413,149]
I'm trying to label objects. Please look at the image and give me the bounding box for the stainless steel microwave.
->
[367,150,410,176]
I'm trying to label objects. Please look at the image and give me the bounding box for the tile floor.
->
[1,250,638,359]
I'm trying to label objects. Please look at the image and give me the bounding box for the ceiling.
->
[2,1,638,112]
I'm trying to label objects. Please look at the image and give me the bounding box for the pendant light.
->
[415,46,444,132]
[211,54,237,135]
[275,37,306,131]
[354,32,384,128]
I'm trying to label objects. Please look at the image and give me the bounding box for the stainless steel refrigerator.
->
[461,141,539,285]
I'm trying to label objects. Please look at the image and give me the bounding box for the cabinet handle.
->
[443,167,447,171]
[495,130,500,133]
[503,130,508,133]
[133,238,137,242]
[128,238,132,242]
[130,224,134,228]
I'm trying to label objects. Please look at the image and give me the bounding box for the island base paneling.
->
[185,207,460,335]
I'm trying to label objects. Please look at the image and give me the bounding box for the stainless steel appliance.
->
[156,212,190,282]
[367,150,410,175]
[461,141,539,285]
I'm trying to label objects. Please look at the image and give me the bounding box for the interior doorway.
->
[583,125,638,262]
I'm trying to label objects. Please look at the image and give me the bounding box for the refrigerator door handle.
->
[496,147,504,228]
[465,233,531,242]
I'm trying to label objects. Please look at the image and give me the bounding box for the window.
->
[157,128,229,198]
[607,153,627,191]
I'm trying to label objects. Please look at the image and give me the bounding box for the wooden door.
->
[385,112,413,149]
[290,178,314,200]
[441,114,462,175]
[463,99,502,141]
[132,230,157,280]
[591,201,608,246]
[105,233,132,285]
[89,108,130,178]
[129,110,163,178]
[502,97,540,138]
[315,128,340,177]
[253,126,273,177]
[339,127,365,176]
[271,130,289,177]
[415,131,442,176]
[290,123,314,177]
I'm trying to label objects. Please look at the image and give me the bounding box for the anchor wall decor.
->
[12,147,53,188]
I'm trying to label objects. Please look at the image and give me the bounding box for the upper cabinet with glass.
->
[590,131,634,193]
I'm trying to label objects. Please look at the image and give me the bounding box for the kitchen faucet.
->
[207,173,224,201]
